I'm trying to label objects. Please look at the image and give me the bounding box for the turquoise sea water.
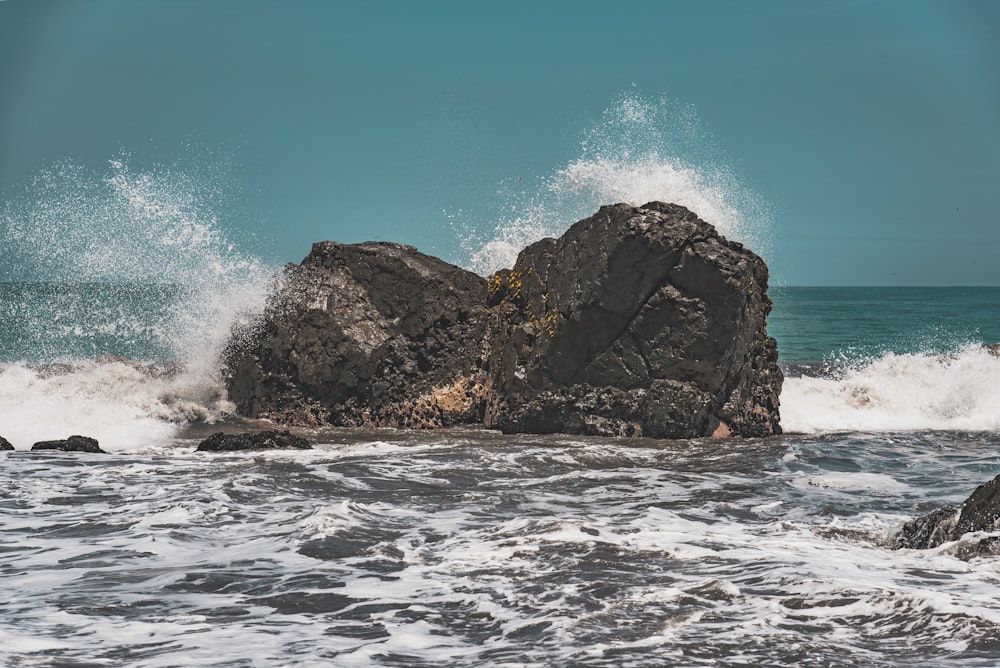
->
[768,286,1000,364]
[0,282,183,363]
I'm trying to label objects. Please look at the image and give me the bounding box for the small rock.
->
[31,435,106,454]
[893,506,958,549]
[894,474,1000,549]
[0,436,14,451]
[196,430,312,452]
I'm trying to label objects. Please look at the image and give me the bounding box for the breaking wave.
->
[0,153,276,450]
[781,344,1000,433]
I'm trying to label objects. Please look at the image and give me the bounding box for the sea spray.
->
[454,92,772,276]
[0,154,276,450]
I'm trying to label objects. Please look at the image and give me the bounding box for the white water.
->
[3,435,1000,666]
[782,345,1000,433]
[0,359,234,451]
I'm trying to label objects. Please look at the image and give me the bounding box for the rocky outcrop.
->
[894,474,1000,551]
[0,436,13,451]
[225,202,782,439]
[226,241,489,428]
[31,435,106,453]
[196,430,312,452]
[482,202,781,438]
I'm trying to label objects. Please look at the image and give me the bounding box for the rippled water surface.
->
[4,429,1000,667]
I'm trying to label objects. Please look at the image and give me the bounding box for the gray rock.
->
[894,474,1000,549]
[892,506,959,549]
[482,202,782,438]
[225,202,783,439]
[0,436,13,451]
[31,435,106,454]
[225,241,489,428]
[196,430,312,452]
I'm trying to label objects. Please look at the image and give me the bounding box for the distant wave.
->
[781,344,1000,433]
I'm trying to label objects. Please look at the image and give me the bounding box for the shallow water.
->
[4,429,1000,667]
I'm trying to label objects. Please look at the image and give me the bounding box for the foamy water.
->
[0,359,235,451]
[3,433,1000,667]
[782,345,1000,433]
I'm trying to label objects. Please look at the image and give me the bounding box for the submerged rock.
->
[894,474,1000,550]
[0,436,14,451]
[225,202,782,439]
[226,241,489,428]
[31,435,106,454]
[196,430,312,452]
[483,202,781,438]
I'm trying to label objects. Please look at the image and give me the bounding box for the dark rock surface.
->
[482,202,781,438]
[196,430,312,452]
[894,474,1000,550]
[0,436,13,451]
[225,202,782,439]
[226,241,489,429]
[31,435,106,454]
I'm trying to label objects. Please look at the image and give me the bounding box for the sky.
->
[1,0,998,286]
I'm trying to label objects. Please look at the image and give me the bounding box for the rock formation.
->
[482,202,781,438]
[31,435,106,453]
[226,241,490,428]
[225,202,782,439]
[0,436,13,451]
[196,430,312,452]
[894,474,1000,551]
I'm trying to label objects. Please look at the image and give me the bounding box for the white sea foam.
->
[781,344,1000,433]
[0,359,236,451]
[455,92,771,275]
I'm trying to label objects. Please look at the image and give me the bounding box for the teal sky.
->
[1,0,998,285]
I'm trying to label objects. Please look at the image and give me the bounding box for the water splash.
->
[0,153,273,369]
[0,152,276,448]
[455,92,771,275]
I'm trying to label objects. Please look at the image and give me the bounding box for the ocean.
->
[2,281,1000,667]
[2,100,1000,666]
